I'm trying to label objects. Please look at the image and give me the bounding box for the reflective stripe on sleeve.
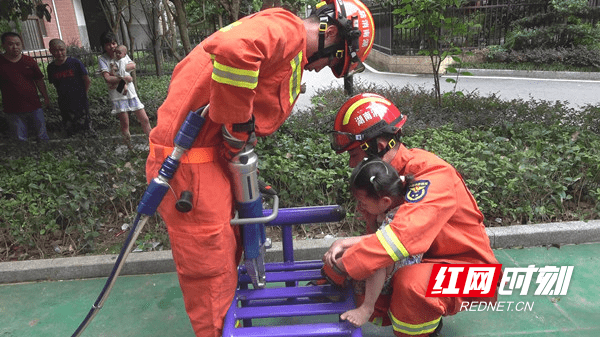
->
[375,225,409,262]
[390,313,441,336]
[219,21,242,32]
[289,51,303,104]
[211,59,259,90]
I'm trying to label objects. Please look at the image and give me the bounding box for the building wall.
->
[41,0,84,49]
[367,49,455,74]
[72,0,91,48]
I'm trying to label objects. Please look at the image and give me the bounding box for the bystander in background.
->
[98,31,151,149]
[0,32,50,142]
[47,38,95,138]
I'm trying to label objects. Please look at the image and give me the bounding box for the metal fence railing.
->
[368,0,598,56]
[25,39,206,79]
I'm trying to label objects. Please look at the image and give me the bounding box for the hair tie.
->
[399,175,406,183]
[370,175,376,184]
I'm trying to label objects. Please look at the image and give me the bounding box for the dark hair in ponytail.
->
[350,157,413,200]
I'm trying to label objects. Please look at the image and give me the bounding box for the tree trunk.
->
[261,0,280,10]
[125,0,137,88]
[154,38,164,76]
[219,0,240,22]
[170,0,192,55]
[161,0,183,62]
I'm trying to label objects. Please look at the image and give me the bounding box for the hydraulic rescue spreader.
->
[71,105,362,337]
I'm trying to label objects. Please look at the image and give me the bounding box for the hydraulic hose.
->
[71,213,149,337]
[71,106,208,336]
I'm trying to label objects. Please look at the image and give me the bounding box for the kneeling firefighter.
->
[144,1,375,335]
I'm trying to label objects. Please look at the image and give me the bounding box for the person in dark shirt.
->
[47,38,95,137]
[0,32,50,142]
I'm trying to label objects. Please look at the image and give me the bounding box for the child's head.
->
[114,45,127,60]
[48,39,67,64]
[350,157,412,216]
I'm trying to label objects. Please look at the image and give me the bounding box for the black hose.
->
[71,213,143,337]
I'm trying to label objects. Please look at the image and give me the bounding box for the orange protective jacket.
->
[342,144,499,281]
[149,8,306,147]
[145,8,307,336]
[147,8,308,224]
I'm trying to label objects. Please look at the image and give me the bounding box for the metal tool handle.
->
[230,195,279,225]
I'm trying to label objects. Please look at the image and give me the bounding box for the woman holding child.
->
[98,31,151,147]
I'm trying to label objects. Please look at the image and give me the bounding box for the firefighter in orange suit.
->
[145,1,375,336]
[325,93,500,336]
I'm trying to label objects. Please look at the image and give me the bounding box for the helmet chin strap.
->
[308,2,349,69]
[364,138,397,158]
[306,43,344,65]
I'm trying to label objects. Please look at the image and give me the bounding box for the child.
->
[112,45,130,95]
[47,39,95,137]
[323,157,422,327]
[98,31,151,148]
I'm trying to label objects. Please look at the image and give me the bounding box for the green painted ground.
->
[1,243,599,337]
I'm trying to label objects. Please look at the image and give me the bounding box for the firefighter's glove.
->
[222,121,257,161]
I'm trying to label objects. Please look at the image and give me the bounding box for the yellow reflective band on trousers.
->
[376,225,409,262]
[390,313,441,336]
[211,59,259,90]
[289,51,303,104]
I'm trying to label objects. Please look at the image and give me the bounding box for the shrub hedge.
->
[1,78,599,261]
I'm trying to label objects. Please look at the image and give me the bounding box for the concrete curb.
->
[2,220,600,285]
[463,68,600,81]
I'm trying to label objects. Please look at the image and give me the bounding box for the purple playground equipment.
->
[224,205,362,337]
[71,106,361,337]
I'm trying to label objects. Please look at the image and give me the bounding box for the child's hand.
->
[323,239,346,268]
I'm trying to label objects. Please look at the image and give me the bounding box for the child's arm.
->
[341,267,387,327]
[125,58,136,72]
[116,59,134,83]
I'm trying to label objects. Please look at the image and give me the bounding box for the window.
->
[20,18,46,51]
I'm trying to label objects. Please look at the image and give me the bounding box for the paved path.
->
[293,65,600,112]
[1,242,599,337]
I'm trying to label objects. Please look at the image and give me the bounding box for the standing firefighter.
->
[145,1,375,336]
[325,93,500,336]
